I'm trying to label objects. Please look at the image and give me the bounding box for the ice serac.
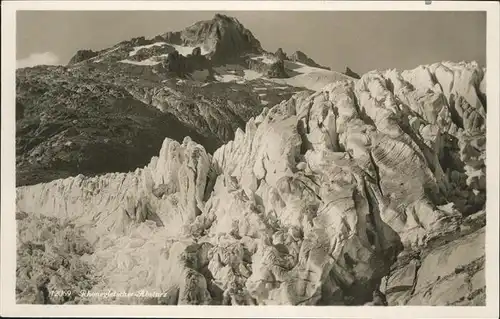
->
[16,61,486,305]
[16,136,211,238]
[380,211,486,305]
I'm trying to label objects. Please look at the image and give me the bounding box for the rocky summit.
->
[15,14,486,306]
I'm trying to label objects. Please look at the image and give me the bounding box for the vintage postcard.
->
[1,1,499,318]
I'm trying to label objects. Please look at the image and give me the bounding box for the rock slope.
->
[16,59,486,305]
[17,14,351,186]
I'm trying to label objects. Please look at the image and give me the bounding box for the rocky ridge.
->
[16,56,487,305]
[17,14,351,186]
[344,67,361,79]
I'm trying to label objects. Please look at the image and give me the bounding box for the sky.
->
[16,11,486,73]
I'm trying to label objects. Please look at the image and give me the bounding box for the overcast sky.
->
[16,11,486,73]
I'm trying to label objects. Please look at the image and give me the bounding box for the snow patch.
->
[129,42,211,58]
[243,70,262,81]
[120,59,161,66]
[266,70,353,91]
[214,69,262,84]
[129,42,167,57]
[93,46,122,63]
[288,61,330,75]
[191,69,210,81]
[215,69,263,84]
[170,44,210,57]
[119,54,169,66]
[437,202,457,215]
[215,74,242,83]
[251,56,278,65]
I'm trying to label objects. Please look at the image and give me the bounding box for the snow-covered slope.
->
[16,60,486,306]
[269,69,353,91]
[210,58,354,91]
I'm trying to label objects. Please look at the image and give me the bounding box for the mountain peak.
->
[289,50,330,70]
[344,66,360,79]
[65,13,334,76]
[212,13,237,22]
[155,14,263,64]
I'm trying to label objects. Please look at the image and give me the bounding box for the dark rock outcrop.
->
[129,45,172,61]
[290,50,330,70]
[154,49,212,77]
[68,49,98,65]
[15,65,217,186]
[192,46,202,57]
[275,48,288,60]
[156,14,263,65]
[246,56,288,79]
[266,59,289,78]
[344,66,361,79]
[130,36,151,46]
[162,50,187,75]
[15,59,297,186]
[161,31,182,45]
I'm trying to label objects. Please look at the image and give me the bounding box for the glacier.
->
[15,60,486,305]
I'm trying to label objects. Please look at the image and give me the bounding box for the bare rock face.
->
[68,49,99,65]
[16,59,296,186]
[290,50,330,70]
[15,66,218,186]
[344,66,361,79]
[130,36,151,47]
[265,59,289,78]
[245,54,289,79]
[16,61,486,305]
[157,14,263,65]
[275,48,288,60]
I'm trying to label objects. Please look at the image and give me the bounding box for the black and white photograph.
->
[1,1,499,318]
